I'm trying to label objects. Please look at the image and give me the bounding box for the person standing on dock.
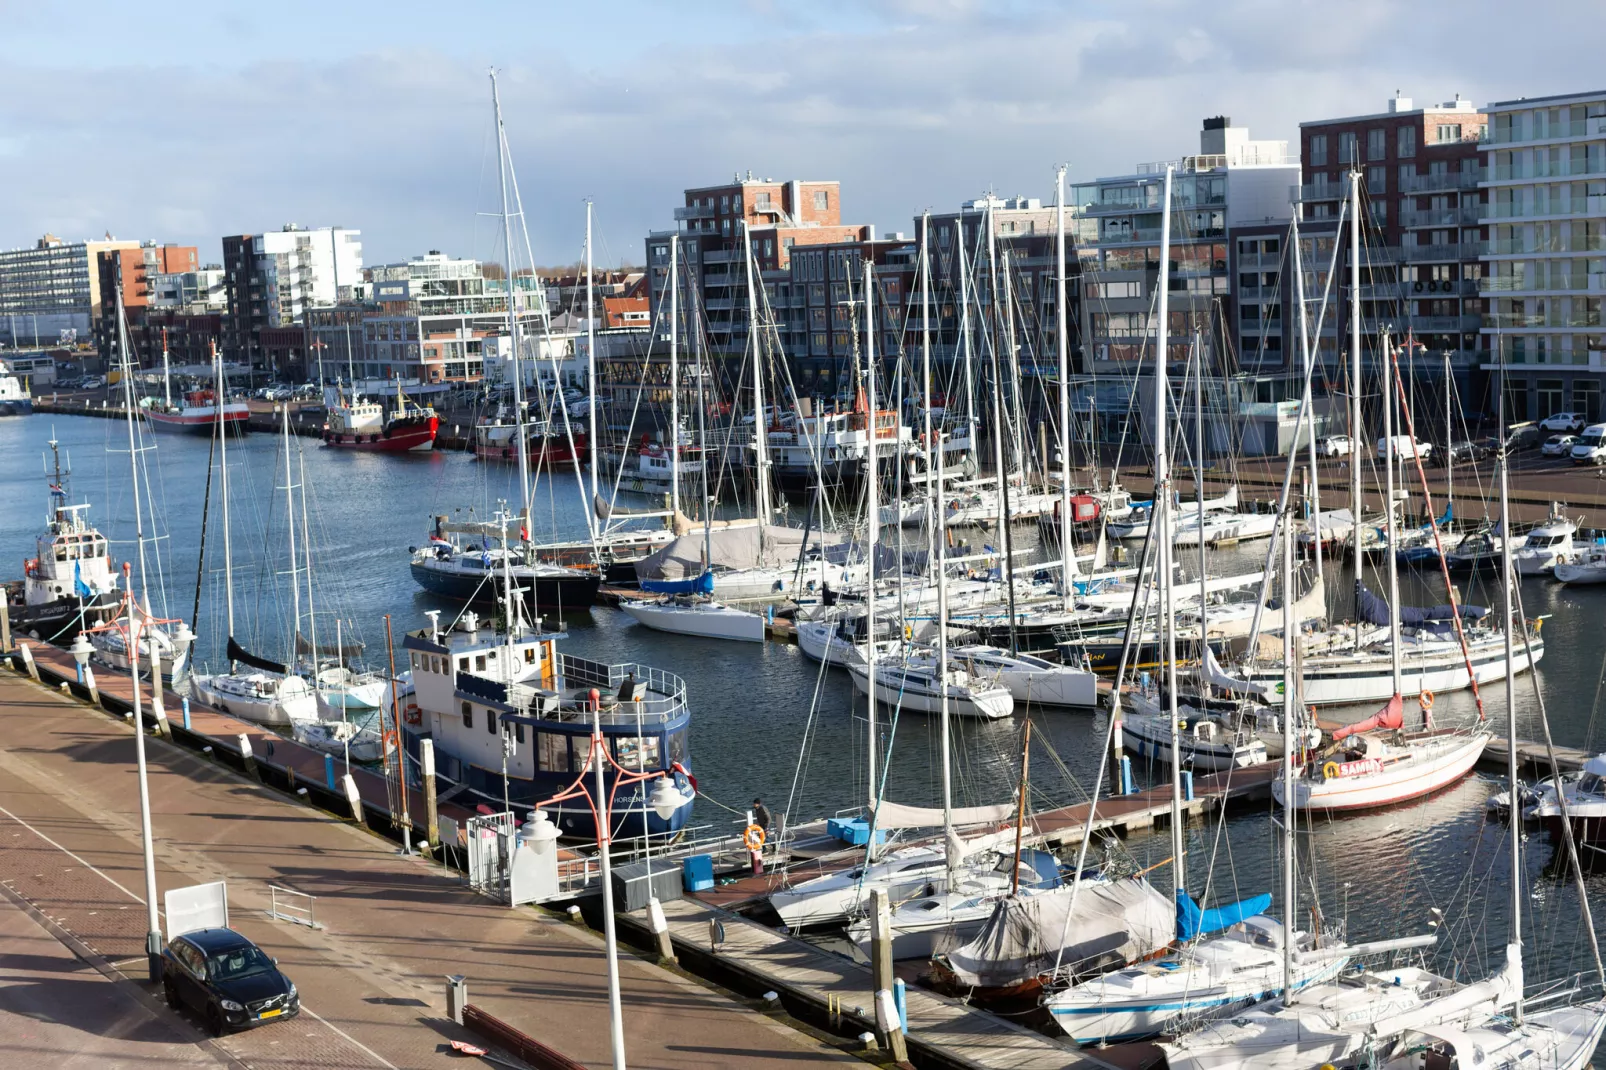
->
[752,798,772,837]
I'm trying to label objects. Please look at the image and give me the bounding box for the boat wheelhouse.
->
[5,443,121,641]
[324,386,438,452]
[401,613,694,840]
[144,386,251,434]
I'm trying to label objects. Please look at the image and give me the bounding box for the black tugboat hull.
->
[3,588,120,643]
[409,562,601,609]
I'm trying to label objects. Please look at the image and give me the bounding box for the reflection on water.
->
[4,416,1606,1057]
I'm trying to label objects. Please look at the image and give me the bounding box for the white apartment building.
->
[0,233,141,346]
[1480,90,1606,422]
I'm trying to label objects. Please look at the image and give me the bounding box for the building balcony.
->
[1480,196,1606,221]
[700,249,740,264]
[1409,314,1484,332]
[1483,312,1604,330]
[674,204,715,221]
[1480,274,1606,293]
[1487,235,1606,255]
[1398,205,1484,228]
[1300,183,1344,203]
[1400,170,1485,193]
[1492,160,1606,182]
[1483,116,1606,146]
[1394,241,1488,262]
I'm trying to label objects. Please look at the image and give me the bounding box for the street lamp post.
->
[535,693,686,1070]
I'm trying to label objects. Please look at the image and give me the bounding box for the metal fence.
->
[267,885,320,930]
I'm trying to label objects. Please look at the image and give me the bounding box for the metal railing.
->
[1484,117,1606,145]
[1400,170,1485,193]
[266,886,320,929]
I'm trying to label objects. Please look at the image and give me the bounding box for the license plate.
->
[257,1009,282,1019]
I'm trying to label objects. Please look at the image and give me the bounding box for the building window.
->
[1537,379,1564,419]
[1338,132,1356,165]
[1367,128,1386,161]
[814,190,829,211]
[1398,126,1417,158]
[755,191,772,209]
[461,701,472,729]
[1368,166,1387,194]
[1436,124,1462,143]
[1310,134,1328,166]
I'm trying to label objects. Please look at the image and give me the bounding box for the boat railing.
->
[557,654,687,713]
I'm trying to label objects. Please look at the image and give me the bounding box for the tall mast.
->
[281,405,301,666]
[343,321,356,398]
[1349,169,1363,647]
[921,212,936,572]
[1056,166,1074,609]
[491,69,533,530]
[586,200,599,505]
[115,285,153,612]
[1497,373,1523,1024]
[1279,506,1297,1003]
[215,341,235,643]
[1382,330,1402,696]
[668,235,681,519]
[1445,350,1454,512]
[925,231,951,849]
[1194,331,1208,699]
[863,257,880,813]
[993,248,1020,652]
[161,327,172,409]
[744,221,771,526]
[1292,215,1324,590]
[298,447,318,674]
[957,217,977,462]
[1156,166,1184,903]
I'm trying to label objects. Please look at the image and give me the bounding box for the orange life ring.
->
[404,703,421,726]
[742,824,766,851]
[1420,690,1435,711]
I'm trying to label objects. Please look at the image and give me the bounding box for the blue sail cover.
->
[1355,583,1487,629]
[640,571,715,596]
[1175,889,1273,942]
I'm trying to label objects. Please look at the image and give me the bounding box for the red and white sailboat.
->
[144,339,249,434]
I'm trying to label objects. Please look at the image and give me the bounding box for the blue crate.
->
[827,817,886,846]
[681,853,715,893]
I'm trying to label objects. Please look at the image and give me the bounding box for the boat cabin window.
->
[538,732,571,772]
[461,701,473,729]
[512,722,525,745]
[488,710,498,734]
[475,655,486,672]
[457,656,469,673]
[524,646,536,665]
[614,735,661,771]
[1580,773,1605,795]
[667,729,688,768]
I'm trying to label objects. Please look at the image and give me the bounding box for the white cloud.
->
[1,1,1600,263]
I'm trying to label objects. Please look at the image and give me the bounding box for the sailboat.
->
[191,357,317,727]
[1162,317,1606,1069]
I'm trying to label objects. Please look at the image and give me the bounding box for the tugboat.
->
[323,380,438,452]
[3,439,121,641]
[399,602,695,840]
[410,512,601,609]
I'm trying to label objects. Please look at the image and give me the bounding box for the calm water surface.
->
[5,412,1606,1051]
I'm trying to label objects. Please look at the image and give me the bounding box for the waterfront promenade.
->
[0,667,863,1070]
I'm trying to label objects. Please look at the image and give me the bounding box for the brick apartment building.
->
[1299,94,1490,421]
[94,243,199,361]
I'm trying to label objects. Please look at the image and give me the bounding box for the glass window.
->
[615,735,662,771]
[667,729,688,768]
[514,722,525,745]
[1309,134,1328,166]
[1367,128,1386,161]
[461,701,472,729]
[475,655,486,672]
[1368,165,1387,194]
[1398,125,1417,159]
[538,732,571,773]
[1338,132,1356,165]
[487,709,497,734]
[813,190,829,211]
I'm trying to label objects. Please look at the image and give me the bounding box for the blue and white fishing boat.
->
[400,607,695,841]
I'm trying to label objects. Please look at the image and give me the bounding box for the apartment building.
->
[93,243,199,359]
[1479,90,1606,423]
[222,225,361,374]
[0,233,142,349]
[1299,95,1489,419]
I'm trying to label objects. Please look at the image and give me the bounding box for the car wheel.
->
[207,1005,226,1037]
[163,978,179,1008]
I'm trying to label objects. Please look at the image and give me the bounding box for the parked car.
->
[80,375,105,390]
[1377,435,1432,461]
[1316,435,1353,458]
[1437,440,1490,466]
[1479,425,1543,453]
[1539,411,1587,434]
[1572,424,1606,465]
[162,927,298,1036]
[1542,434,1579,458]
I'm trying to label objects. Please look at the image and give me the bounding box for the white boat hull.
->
[621,599,765,642]
[1274,731,1489,812]
[1242,636,1542,706]
[1171,511,1280,547]
[1120,708,1268,770]
[847,662,1014,719]
[1556,561,1606,585]
[192,672,317,726]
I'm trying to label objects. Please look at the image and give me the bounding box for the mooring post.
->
[19,642,39,681]
[868,887,909,1061]
[341,774,367,827]
[239,734,261,781]
[148,650,172,741]
[421,739,440,851]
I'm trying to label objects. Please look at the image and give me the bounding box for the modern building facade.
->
[0,234,141,349]
[93,243,200,359]
[1299,94,1489,421]
[1478,90,1606,423]
[222,225,361,374]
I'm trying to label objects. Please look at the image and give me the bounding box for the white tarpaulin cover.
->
[634,522,846,581]
[946,879,1173,988]
[1198,645,1275,698]
[165,881,229,940]
[875,800,1015,830]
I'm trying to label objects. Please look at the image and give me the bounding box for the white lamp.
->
[648,777,683,822]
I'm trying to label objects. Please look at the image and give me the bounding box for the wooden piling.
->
[421,738,440,850]
[868,887,909,1062]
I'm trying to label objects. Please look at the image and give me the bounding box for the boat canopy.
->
[1355,583,1487,631]
[640,572,715,596]
[875,799,1015,829]
[1175,888,1273,943]
[294,631,365,658]
[945,880,1173,988]
[227,636,287,675]
[634,522,846,583]
[1198,645,1273,698]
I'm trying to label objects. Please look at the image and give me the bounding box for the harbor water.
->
[5,413,1606,1056]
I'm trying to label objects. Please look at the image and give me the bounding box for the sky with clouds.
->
[1,0,1599,269]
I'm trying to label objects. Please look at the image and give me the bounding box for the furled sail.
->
[639,572,715,596]
[227,636,287,675]
[294,631,365,659]
[1355,584,1487,629]
[1174,889,1273,943]
[1331,694,1405,741]
[875,799,1015,830]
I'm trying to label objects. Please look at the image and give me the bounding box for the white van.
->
[1571,423,1606,465]
[1377,435,1432,461]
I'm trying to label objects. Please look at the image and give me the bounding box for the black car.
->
[162,927,298,1035]
[1437,440,1490,466]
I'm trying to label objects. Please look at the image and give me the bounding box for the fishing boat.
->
[142,340,250,434]
[4,439,121,642]
[473,415,585,466]
[399,605,695,840]
[323,382,438,452]
[599,434,706,497]
[0,359,33,415]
